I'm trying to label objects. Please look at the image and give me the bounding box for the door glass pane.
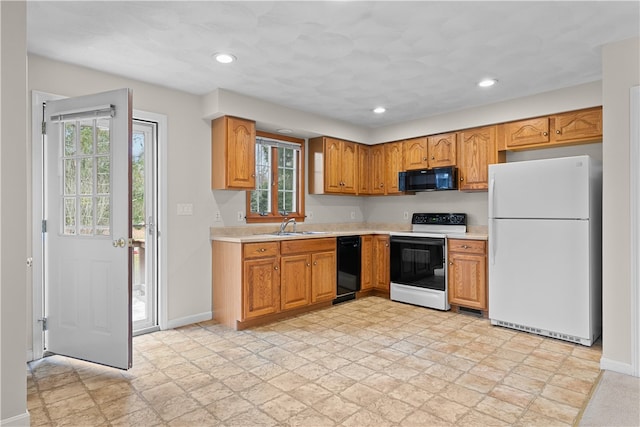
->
[79,120,94,155]
[64,159,76,195]
[96,119,110,154]
[59,117,111,236]
[96,156,110,194]
[79,197,93,235]
[79,158,93,195]
[64,123,76,156]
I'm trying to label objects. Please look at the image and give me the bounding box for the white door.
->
[45,88,132,369]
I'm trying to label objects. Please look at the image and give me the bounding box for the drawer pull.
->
[274,266,279,270]
[258,248,266,252]
[462,245,469,249]
[556,130,561,134]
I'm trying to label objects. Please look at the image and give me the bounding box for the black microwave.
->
[399,166,458,192]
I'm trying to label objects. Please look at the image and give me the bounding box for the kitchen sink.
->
[264,231,329,236]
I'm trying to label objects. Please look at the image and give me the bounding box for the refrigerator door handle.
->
[490,218,496,265]
[488,176,496,220]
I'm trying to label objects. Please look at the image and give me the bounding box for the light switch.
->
[177,203,193,216]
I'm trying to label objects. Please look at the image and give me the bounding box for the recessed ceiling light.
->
[214,53,236,64]
[277,128,293,134]
[478,78,498,88]
[373,107,386,114]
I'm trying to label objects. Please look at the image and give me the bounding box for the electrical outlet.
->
[237,211,245,222]
[403,211,409,220]
[307,211,314,219]
[215,211,221,222]
[350,211,356,220]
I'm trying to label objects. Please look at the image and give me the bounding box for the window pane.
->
[64,159,76,195]
[64,123,76,156]
[250,142,272,214]
[79,120,94,155]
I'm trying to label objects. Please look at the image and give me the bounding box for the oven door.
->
[390,236,446,291]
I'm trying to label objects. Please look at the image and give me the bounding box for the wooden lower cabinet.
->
[447,239,487,311]
[360,235,373,291]
[373,235,390,292]
[280,254,311,310]
[212,237,337,330]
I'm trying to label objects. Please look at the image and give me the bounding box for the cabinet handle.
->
[306,263,311,267]
[423,157,428,161]
[258,248,266,252]
[313,261,317,266]
[251,174,256,178]
[556,130,561,134]
[449,261,454,265]
[542,132,548,136]
[460,177,464,181]
[385,243,389,247]
[379,183,384,188]
[431,156,435,160]
[462,245,469,249]
[274,266,279,270]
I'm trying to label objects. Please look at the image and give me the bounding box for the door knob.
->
[112,238,126,248]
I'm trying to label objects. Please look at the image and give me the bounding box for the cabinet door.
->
[403,137,428,170]
[280,254,311,310]
[448,252,487,310]
[553,107,602,144]
[360,235,373,291]
[311,251,336,302]
[373,235,390,291]
[324,138,343,193]
[384,142,404,194]
[505,117,551,148]
[370,145,386,194]
[211,116,256,190]
[243,257,280,320]
[341,141,358,194]
[458,125,497,191]
[357,144,371,195]
[427,132,457,168]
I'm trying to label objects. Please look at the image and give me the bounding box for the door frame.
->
[30,90,168,361]
[631,85,640,377]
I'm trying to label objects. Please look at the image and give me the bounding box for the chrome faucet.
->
[279,217,297,234]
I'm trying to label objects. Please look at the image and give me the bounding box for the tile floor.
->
[27,297,602,426]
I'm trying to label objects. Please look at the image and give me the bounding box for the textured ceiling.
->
[27,1,640,128]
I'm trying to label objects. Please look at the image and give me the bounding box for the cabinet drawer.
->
[281,238,336,255]
[243,242,279,259]
[448,239,486,254]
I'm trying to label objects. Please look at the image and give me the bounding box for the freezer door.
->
[489,156,591,220]
[488,218,593,340]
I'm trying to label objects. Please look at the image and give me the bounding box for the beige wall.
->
[1,1,29,425]
[601,37,640,373]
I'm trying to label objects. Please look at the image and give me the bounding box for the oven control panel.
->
[411,213,466,226]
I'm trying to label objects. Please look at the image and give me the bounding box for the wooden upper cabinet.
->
[427,132,457,168]
[370,145,386,195]
[357,144,371,195]
[308,137,357,195]
[552,107,602,144]
[505,117,551,149]
[502,107,603,151]
[384,142,404,194]
[403,137,429,170]
[458,125,499,191]
[211,116,256,190]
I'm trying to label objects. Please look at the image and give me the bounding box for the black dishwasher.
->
[334,236,361,304]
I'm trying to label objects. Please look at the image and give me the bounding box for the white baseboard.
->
[164,311,212,330]
[600,357,636,376]
[1,411,30,427]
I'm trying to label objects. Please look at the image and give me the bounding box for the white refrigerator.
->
[488,155,602,346]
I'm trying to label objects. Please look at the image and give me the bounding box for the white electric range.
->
[389,213,467,310]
